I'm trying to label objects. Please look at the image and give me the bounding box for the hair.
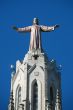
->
[33,18,39,25]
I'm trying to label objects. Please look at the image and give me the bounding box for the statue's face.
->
[33,18,39,25]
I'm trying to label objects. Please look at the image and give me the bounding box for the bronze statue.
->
[13,18,59,51]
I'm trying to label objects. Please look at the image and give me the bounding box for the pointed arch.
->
[33,80,38,110]
[50,86,54,104]
[15,85,21,110]
[30,79,42,110]
[49,84,56,110]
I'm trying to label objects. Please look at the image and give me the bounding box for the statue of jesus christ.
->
[13,18,59,51]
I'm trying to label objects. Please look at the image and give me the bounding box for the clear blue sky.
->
[0,0,73,110]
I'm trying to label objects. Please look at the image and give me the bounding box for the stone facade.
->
[8,49,62,110]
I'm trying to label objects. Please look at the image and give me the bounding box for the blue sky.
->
[0,0,73,110]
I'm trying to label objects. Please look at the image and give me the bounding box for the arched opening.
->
[15,86,21,110]
[33,81,38,110]
[18,87,21,105]
[50,86,54,110]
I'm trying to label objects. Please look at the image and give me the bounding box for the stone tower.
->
[8,18,62,110]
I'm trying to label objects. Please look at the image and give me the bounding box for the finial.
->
[10,64,15,74]
[57,65,62,71]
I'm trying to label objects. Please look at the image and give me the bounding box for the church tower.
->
[8,18,62,110]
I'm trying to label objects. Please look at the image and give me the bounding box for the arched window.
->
[50,87,53,103]
[18,87,21,105]
[50,86,54,110]
[15,86,21,110]
[33,81,38,110]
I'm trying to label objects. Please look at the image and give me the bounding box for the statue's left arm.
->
[41,25,59,32]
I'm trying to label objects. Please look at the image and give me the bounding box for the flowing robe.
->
[17,24,55,51]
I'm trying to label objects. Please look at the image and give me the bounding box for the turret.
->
[55,89,62,110]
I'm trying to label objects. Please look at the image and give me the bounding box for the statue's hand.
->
[54,24,60,29]
[12,26,18,30]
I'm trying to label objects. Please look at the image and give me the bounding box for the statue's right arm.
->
[13,26,31,32]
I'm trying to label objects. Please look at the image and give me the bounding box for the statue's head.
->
[33,18,39,25]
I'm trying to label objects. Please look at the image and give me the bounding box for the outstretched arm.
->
[12,26,31,32]
[41,24,59,32]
